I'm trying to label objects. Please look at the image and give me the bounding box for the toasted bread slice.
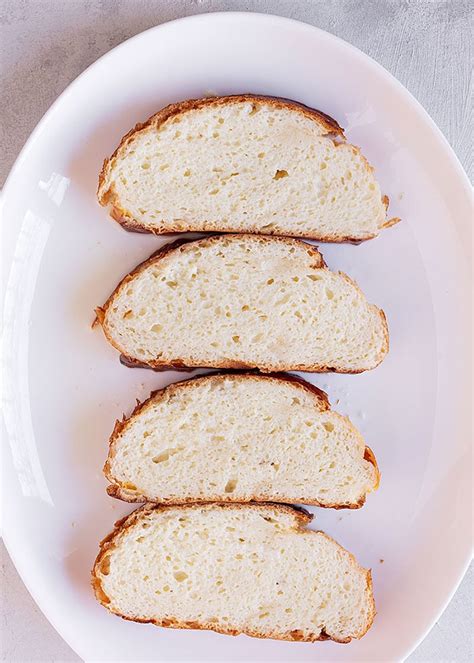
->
[97,94,398,241]
[95,234,388,373]
[105,373,379,508]
[92,503,375,643]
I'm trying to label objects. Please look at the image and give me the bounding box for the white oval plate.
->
[1,12,471,662]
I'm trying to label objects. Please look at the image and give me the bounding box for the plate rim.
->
[1,10,472,662]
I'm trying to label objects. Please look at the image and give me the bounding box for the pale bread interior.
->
[101,235,388,372]
[99,97,389,240]
[107,374,378,507]
[94,504,374,642]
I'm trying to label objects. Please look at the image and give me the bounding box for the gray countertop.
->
[1,1,472,661]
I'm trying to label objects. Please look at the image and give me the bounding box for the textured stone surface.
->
[1,1,472,661]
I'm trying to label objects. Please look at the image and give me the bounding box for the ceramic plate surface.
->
[1,12,472,662]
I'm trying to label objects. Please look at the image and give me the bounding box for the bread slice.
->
[95,234,388,373]
[97,94,398,241]
[92,503,375,643]
[105,372,379,508]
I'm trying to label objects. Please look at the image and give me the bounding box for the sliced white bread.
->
[95,234,389,373]
[105,373,379,508]
[97,94,398,241]
[92,503,375,643]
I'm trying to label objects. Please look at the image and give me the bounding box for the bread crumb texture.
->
[100,235,388,372]
[93,503,375,642]
[106,373,379,507]
[98,95,393,240]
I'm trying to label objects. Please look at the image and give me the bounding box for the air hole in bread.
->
[262,516,278,524]
[225,478,238,493]
[99,556,110,575]
[152,447,182,463]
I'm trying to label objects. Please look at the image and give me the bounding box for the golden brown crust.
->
[364,445,381,491]
[378,308,390,359]
[118,354,195,372]
[103,371,378,508]
[382,216,401,229]
[116,354,373,374]
[114,615,338,643]
[97,94,398,242]
[94,234,388,373]
[91,503,374,643]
